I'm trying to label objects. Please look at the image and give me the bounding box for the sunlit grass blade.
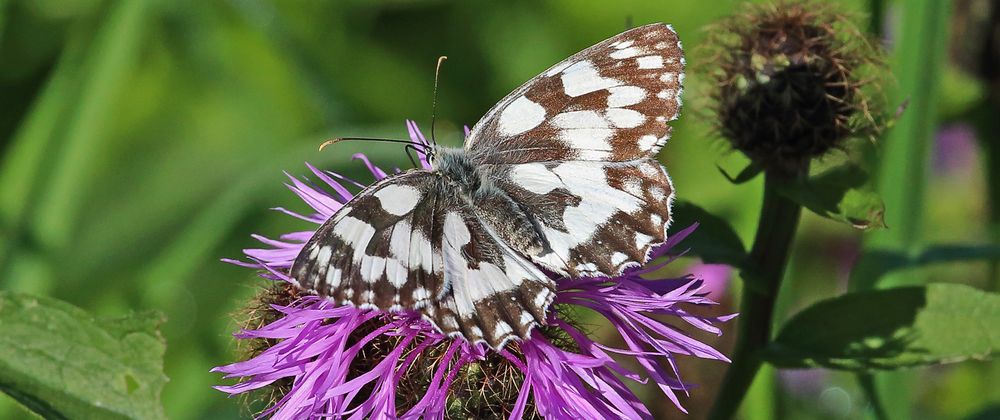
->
[851,1,953,418]
[0,28,91,289]
[30,1,149,252]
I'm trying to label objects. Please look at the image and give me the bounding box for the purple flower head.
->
[687,262,733,301]
[215,121,734,419]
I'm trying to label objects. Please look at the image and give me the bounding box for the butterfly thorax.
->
[430,147,483,193]
[432,147,548,257]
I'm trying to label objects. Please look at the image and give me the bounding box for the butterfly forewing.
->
[291,171,555,349]
[466,23,684,164]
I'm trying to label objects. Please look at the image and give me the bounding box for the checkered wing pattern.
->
[466,23,683,277]
[466,23,684,164]
[291,171,555,349]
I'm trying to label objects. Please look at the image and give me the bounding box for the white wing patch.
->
[607,85,646,107]
[332,216,376,260]
[374,184,421,216]
[560,60,619,97]
[497,95,546,136]
[636,55,664,69]
[465,23,684,163]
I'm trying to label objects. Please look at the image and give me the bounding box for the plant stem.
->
[868,0,884,38]
[709,165,805,420]
[858,373,888,420]
[968,101,1000,292]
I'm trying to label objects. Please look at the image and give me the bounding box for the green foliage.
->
[0,0,992,418]
[858,0,952,286]
[0,291,167,419]
[851,244,1000,291]
[717,160,763,184]
[777,161,886,230]
[672,200,747,267]
[849,0,953,416]
[763,283,999,371]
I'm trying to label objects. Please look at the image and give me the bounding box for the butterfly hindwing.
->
[291,171,555,348]
[466,23,684,164]
[487,158,673,277]
[436,190,555,347]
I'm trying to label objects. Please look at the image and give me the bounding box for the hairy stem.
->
[709,165,805,420]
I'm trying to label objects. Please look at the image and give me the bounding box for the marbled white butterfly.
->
[292,23,684,349]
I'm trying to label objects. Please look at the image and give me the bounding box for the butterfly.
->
[291,23,684,349]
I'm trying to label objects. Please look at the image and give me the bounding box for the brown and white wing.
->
[465,23,684,164]
[488,158,674,278]
[290,171,554,349]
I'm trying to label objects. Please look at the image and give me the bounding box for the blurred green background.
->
[0,0,996,418]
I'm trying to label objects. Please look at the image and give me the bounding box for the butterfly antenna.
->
[430,55,447,148]
[319,137,428,153]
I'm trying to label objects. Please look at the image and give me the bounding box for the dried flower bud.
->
[705,1,885,174]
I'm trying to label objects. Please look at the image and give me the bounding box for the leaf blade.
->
[777,160,886,230]
[763,284,1000,371]
[0,292,167,420]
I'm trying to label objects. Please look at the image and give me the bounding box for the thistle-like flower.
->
[705,0,884,174]
[214,121,733,419]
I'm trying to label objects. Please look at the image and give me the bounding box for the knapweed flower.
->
[215,121,734,419]
[704,0,885,174]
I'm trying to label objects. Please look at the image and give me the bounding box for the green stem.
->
[868,0,884,38]
[858,373,888,420]
[986,0,1000,294]
[968,100,1000,291]
[709,166,805,420]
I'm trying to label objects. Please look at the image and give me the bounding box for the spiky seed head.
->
[705,0,886,174]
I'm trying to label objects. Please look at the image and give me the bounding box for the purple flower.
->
[215,121,734,419]
[686,262,733,301]
[933,123,977,177]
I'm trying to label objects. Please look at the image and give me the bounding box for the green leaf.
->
[850,244,1000,291]
[0,292,167,419]
[966,405,1000,420]
[762,283,1000,371]
[671,200,747,267]
[777,161,886,230]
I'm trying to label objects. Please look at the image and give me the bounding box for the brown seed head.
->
[704,1,886,174]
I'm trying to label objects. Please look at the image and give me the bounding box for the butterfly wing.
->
[465,23,683,276]
[290,171,554,349]
[465,23,684,164]
[487,158,672,277]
